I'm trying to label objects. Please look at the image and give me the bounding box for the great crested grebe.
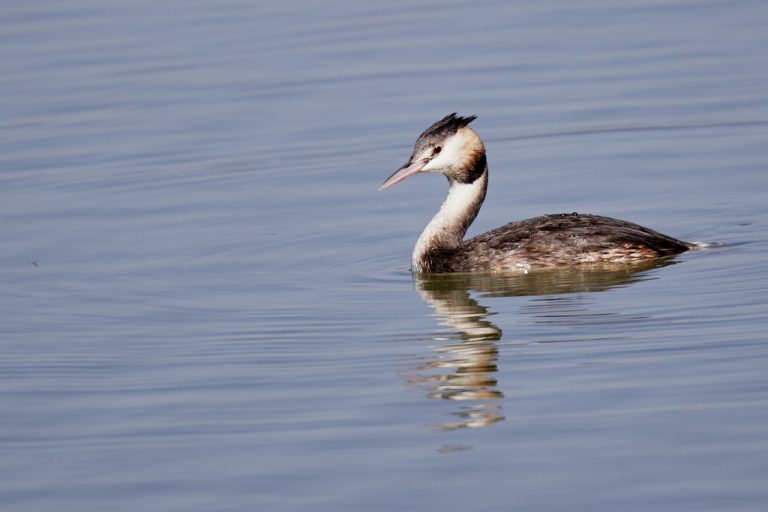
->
[380,113,693,273]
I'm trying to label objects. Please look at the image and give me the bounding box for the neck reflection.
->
[413,276,504,430]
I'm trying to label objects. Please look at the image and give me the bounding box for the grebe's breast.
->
[445,213,692,273]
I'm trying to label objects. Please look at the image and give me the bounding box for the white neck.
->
[412,169,488,272]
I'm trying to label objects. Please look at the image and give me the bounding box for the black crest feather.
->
[422,113,476,139]
[414,113,477,151]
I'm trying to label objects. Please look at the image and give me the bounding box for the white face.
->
[420,129,469,174]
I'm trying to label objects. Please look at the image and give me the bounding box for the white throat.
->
[412,169,488,272]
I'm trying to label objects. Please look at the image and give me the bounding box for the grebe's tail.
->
[687,241,720,250]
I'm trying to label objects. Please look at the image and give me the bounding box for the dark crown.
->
[415,113,477,148]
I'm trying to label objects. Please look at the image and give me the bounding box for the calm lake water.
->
[2,1,768,511]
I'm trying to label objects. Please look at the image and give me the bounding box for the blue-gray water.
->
[2,1,768,511]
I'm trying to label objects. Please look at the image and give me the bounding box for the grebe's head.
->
[380,113,485,190]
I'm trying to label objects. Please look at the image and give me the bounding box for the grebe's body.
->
[380,114,692,273]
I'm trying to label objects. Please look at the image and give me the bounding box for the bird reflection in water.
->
[407,259,677,430]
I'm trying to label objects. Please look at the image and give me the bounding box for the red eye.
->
[433,146,442,154]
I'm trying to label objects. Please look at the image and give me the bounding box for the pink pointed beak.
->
[379,159,427,190]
